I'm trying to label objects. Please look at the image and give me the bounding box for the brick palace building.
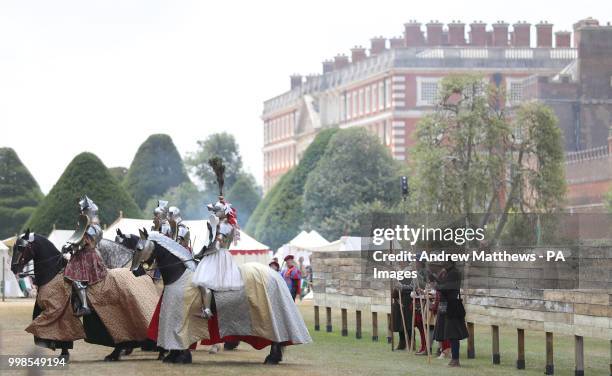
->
[261,18,611,212]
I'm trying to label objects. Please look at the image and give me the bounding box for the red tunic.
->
[64,246,107,284]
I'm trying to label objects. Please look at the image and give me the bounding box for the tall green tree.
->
[303,128,400,240]
[143,181,209,220]
[606,187,612,213]
[108,167,128,183]
[225,172,262,227]
[411,74,566,240]
[26,152,141,235]
[0,148,44,238]
[244,169,292,235]
[124,134,190,209]
[250,128,339,248]
[185,133,243,192]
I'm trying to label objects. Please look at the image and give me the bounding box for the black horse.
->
[11,230,153,362]
[130,229,283,365]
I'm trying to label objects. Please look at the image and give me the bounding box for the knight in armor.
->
[62,195,107,317]
[168,206,191,251]
[152,200,172,237]
[192,158,243,319]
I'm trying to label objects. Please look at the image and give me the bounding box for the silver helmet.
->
[79,195,98,216]
[168,206,181,222]
[153,200,169,220]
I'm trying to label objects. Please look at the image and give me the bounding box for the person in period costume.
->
[432,260,468,367]
[168,206,191,251]
[281,255,301,301]
[152,200,172,237]
[409,255,430,355]
[62,196,107,317]
[391,262,413,350]
[192,157,243,319]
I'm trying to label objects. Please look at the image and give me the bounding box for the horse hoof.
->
[58,353,70,363]
[173,351,192,364]
[162,351,178,363]
[104,353,120,362]
[157,352,166,360]
[263,355,280,365]
[122,348,134,356]
[223,341,239,351]
[208,344,220,354]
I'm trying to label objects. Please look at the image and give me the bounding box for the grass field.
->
[0,298,609,375]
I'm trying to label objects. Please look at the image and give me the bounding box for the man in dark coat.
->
[433,260,468,367]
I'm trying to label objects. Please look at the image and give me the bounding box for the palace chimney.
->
[469,21,487,46]
[512,21,531,47]
[536,21,553,47]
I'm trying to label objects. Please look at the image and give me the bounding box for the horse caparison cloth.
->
[87,268,159,343]
[26,273,86,342]
[26,269,159,345]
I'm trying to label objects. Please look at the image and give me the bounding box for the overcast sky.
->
[0,0,608,194]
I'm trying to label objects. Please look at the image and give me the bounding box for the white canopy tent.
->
[274,230,331,266]
[1,240,24,298]
[47,229,73,250]
[104,217,270,265]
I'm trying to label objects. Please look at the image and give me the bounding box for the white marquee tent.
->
[274,230,331,266]
[1,240,24,298]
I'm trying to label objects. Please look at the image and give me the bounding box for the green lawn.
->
[0,299,609,376]
[296,303,610,376]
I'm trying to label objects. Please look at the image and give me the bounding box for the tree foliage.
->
[124,134,190,209]
[185,133,243,192]
[303,128,401,240]
[26,152,141,235]
[143,181,210,221]
[410,74,566,240]
[0,148,44,238]
[225,172,262,227]
[249,129,338,248]
[108,167,128,183]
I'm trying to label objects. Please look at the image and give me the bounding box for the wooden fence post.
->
[314,306,320,331]
[372,312,379,341]
[326,307,332,333]
[492,325,500,364]
[574,335,584,376]
[517,328,525,370]
[545,332,554,375]
[341,308,348,336]
[387,313,392,344]
[355,310,362,339]
[608,339,611,376]
[467,322,475,359]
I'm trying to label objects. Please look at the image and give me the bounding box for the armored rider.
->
[152,200,172,237]
[168,206,191,251]
[62,196,107,317]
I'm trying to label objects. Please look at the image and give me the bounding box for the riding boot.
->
[199,287,213,319]
[73,281,91,317]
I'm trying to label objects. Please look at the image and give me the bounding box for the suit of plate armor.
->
[152,200,172,237]
[168,206,191,251]
[63,195,107,316]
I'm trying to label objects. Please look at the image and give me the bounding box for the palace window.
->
[506,77,524,105]
[416,77,440,106]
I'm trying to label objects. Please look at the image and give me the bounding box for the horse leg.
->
[157,349,167,361]
[104,346,123,361]
[172,350,192,364]
[264,342,283,365]
[59,347,70,362]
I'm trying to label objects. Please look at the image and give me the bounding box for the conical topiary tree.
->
[0,148,44,238]
[250,128,338,249]
[25,152,141,235]
[124,134,190,209]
